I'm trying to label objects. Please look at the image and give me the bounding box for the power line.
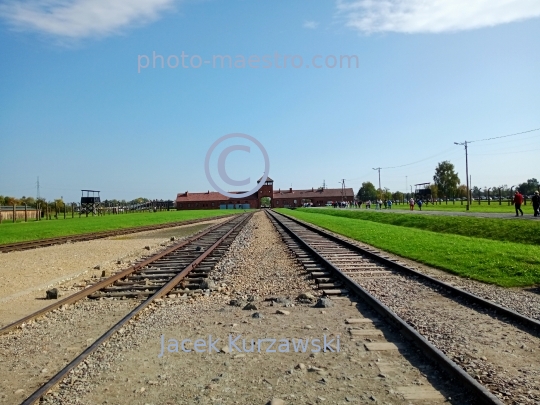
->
[468,127,540,144]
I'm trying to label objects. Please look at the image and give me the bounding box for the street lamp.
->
[454,141,470,211]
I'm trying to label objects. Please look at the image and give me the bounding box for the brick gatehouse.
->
[175,177,354,210]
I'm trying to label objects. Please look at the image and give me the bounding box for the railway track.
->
[1,212,252,405]
[0,214,237,253]
[267,209,540,405]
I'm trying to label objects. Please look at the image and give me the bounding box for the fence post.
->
[13,203,16,223]
[0,206,2,224]
[24,203,28,222]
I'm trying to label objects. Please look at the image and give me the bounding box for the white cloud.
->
[303,20,319,29]
[0,0,178,39]
[336,0,540,33]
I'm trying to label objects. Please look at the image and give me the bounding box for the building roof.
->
[176,191,256,203]
[273,187,354,199]
[176,186,354,203]
[257,176,274,183]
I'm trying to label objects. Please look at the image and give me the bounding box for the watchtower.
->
[257,176,274,208]
[414,183,431,200]
[80,190,101,216]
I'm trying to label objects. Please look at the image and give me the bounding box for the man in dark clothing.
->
[533,191,540,217]
[514,191,524,216]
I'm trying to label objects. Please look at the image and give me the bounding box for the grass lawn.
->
[295,208,540,246]
[277,209,540,287]
[0,210,240,245]
[367,201,533,214]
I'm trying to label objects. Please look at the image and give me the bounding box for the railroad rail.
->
[6,213,252,405]
[267,209,540,405]
[0,214,237,253]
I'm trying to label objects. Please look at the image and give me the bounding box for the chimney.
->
[289,187,292,193]
[207,190,210,194]
[312,187,314,192]
[186,191,188,196]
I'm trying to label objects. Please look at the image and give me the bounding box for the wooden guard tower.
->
[81,190,101,216]
[414,183,432,200]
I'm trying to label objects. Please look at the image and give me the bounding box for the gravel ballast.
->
[7,212,471,405]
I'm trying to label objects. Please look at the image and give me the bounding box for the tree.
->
[392,191,404,201]
[20,196,36,206]
[433,161,460,197]
[429,184,438,199]
[357,182,377,201]
[260,197,271,207]
[456,185,468,198]
[517,178,539,196]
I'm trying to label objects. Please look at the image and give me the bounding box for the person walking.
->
[388,200,392,209]
[532,191,540,217]
[514,191,524,216]
[417,199,423,211]
[409,197,414,211]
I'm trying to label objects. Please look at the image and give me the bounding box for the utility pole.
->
[36,176,40,200]
[340,179,346,202]
[372,167,381,198]
[454,141,470,211]
[405,176,408,199]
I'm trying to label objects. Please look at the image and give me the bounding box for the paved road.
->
[333,207,540,220]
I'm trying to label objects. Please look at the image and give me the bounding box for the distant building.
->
[175,177,354,209]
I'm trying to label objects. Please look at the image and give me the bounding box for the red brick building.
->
[176,177,354,209]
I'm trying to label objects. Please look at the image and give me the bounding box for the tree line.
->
[356,161,539,201]
[0,196,152,208]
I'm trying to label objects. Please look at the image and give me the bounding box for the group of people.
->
[515,191,540,217]
[408,198,423,211]
[329,191,540,217]
[357,200,394,209]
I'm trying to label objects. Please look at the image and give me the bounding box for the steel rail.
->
[0,215,240,336]
[266,210,504,405]
[271,210,540,331]
[21,212,252,405]
[0,214,237,253]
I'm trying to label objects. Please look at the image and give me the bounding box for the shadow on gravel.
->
[524,286,540,295]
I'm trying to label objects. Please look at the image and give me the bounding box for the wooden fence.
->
[0,206,39,223]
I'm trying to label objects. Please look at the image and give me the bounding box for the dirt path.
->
[0,220,222,327]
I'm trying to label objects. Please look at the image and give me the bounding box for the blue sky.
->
[1,0,539,203]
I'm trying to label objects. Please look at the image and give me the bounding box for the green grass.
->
[277,209,540,287]
[369,201,532,214]
[0,210,240,245]
[295,208,540,246]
